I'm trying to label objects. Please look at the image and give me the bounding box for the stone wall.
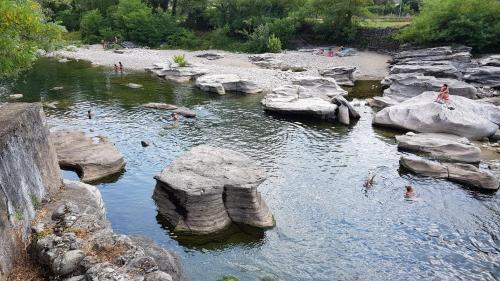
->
[0,103,63,280]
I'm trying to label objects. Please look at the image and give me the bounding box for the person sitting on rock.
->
[435,84,449,104]
[404,185,415,199]
[327,48,334,57]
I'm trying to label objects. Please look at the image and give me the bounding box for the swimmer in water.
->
[87,110,93,119]
[404,185,415,199]
[171,112,179,121]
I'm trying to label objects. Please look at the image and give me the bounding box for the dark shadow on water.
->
[264,110,357,131]
[345,80,383,100]
[60,166,125,185]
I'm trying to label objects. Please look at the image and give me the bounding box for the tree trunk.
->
[171,0,177,15]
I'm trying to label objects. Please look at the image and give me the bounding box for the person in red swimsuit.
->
[435,84,449,103]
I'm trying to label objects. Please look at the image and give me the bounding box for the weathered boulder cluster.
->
[371,47,500,191]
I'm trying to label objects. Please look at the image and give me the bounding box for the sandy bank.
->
[50,45,390,91]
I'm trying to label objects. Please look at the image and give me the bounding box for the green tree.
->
[0,0,63,77]
[396,0,500,51]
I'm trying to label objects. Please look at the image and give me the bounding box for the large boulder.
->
[396,133,481,163]
[373,91,500,140]
[153,145,274,235]
[195,74,262,95]
[50,130,125,182]
[400,156,499,191]
[146,62,208,83]
[383,75,477,102]
[292,76,347,98]
[318,66,356,86]
[463,66,500,89]
[389,63,461,79]
[366,96,398,109]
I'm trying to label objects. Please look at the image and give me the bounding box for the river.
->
[3,58,499,281]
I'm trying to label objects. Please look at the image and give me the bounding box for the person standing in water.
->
[404,185,415,199]
[87,110,93,119]
[114,64,119,73]
[119,62,123,73]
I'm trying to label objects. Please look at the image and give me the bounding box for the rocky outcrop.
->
[195,74,262,95]
[389,63,461,79]
[318,66,356,86]
[400,156,499,191]
[32,180,188,281]
[153,145,274,235]
[195,53,224,60]
[50,130,125,183]
[142,103,196,117]
[146,62,208,83]
[373,91,499,140]
[396,133,481,163]
[391,46,473,66]
[463,66,500,89]
[248,54,284,69]
[0,103,62,280]
[479,55,500,67]
[383,75,477,102]
[366,96,398,109]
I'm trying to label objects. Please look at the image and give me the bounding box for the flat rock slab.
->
[195,74,262,95]
[464,66,500,89]
[400,156,499,191]
[143,103,178,110]
[195,53,224,60]
[373,91,500,140]
[318,66,356,86]
[154,145,274,235]
[389,63,461,79]
[148,62,208,83]
[396,133,481,163]
[292,76,347,99]
[51,130,125,183]
[383,75,477,102]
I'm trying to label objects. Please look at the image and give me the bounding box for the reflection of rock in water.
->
[153,185,266,249]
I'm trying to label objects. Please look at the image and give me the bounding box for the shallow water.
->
[3,59,499,281]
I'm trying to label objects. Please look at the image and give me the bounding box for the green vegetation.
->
[14,210,24,221]
[0,0,63,78]
[173,54,188,67]
[218,276,239,281]
[396,0,500,52]
[267,34,282,53]
[359,17,412,29]
[31,193,41,210]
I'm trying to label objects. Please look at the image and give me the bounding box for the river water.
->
[3,59,499,281]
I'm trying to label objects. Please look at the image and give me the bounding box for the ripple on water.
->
[6,58,499,281]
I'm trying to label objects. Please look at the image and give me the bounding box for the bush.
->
[247,24,271,53]
[173,54,188,67]
[267,34,282,53]
[396,0,500,52]
[80,10,104,44]
[165,29,200,50]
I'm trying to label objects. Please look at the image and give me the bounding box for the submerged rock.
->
[143,103,179,110]
[318,66,356,86]
[195,74,262,95]
[383,75,477,102]
[50,130,125,182]
[153,145,274,235]
[373,91,499,140]
[173,106,196,118]
[396,133,481,163]
[400,156,499,191]
[126,83,143,89]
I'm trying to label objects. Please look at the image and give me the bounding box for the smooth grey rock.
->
[292,76,347,98]
[143,103,178,110]
[130,236,187,281]
[400,156,499,191]
[154,63,208,83]
[126,83,143,89]
[338,105,350,125]
[383,75,477,102]
[396,133,481,163]
[63,275,86,281]
[319,66,356,86]
[373,91,500,140]
[366,96,398,109]
[51,130,125,182]
[390,63,461,79]
[332,95,360,119]
[52,250,85,276]
[464,66,500,89]
[173,107,196,118]
[195,74,262,95]
[8,94,23,99]
[479,55,500,67]
[478,97,500,106]
[154,145,274,234]
[145,271,173,281]
[261,85,339,120]
[392,46,472,64]
[0,103,62,280]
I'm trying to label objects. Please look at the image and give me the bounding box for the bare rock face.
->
[479,55,500,67]
[195,74,262,95]
[32,180,188,281]
[318,66,356,86]
[153,145,274,235]
[396,133,481,163]
[50,130,125,183]
[389,63,461,79]
[391,46,472,66]
[0,103,62,280]
[400,156,499,191]
[373,92,500,140]
[464,66,500,89]
[383,75,477,102]
[366,96,398,109]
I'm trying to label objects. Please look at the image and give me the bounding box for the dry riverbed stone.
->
[153,145,274,235]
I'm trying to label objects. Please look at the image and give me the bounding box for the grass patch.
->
[359,17,412,28]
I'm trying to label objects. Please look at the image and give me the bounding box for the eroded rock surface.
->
[51,130,125,183]
[400,156,499,191]
[195,74,262,95]
[464,66,500,89]
[32,180,188,281]
[146,62,208,83]
[153,145,274,235]
[396,133,481,163]
[318,66,356,86]
[373,92,499,140]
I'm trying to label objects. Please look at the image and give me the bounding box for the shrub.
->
[173,54,188,67]
[267,34,282,53]
[247,24,271,53]
[165,29,200,50]
[396,0,500,52]
[80,10,105,44]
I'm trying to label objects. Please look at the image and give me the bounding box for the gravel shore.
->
[50,45,390,91]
